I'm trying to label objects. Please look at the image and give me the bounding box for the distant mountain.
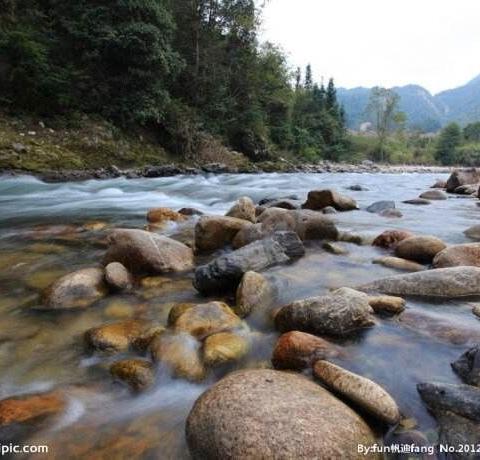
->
[338,74,480,132]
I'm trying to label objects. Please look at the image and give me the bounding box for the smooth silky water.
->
[0,172,478,458]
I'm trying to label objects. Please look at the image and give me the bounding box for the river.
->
[0,172,478,458]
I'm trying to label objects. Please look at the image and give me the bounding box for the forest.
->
[0,0,348,165]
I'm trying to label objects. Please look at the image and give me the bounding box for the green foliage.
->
[464,122,480,142]
[435,122,462,165]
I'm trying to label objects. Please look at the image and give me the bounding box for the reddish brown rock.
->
[110,359,154,392]
[226,197,256,223]
[372,230,414,249]
[195,216,251,252]
[303,189,358,211]
[395,236,446,263]
[147,207,187,225]
[433,243,480,268]
[271,331,340,370]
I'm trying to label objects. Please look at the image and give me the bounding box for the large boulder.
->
[446,168,480,193]
[372,230,414,249]
[226,197,256,223]
[433,243,480,268]
[103,229,194,274]
[194,232,304,295]
[235,271,274,318]
[195,216,251,252]
[173,301,242,339]
[313,361,400,425]
[275,287,375,337]
[42,268,108,310]
[358,267,480,298]
[186,369,380,460]
[303,189,358,211]
[271,331,340,370]
[150,332,205,382]
[394,235,446,263]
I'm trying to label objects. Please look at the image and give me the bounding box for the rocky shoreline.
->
[0,161,453,183]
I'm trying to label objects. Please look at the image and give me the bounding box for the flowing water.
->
[0,172,479,459]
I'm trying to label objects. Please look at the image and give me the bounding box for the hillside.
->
[338,74,480,132]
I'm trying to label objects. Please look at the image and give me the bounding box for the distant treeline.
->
[0,0,348,162]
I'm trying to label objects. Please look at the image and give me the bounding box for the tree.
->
[366,87,404,162]
[435,123,462,165]
[304,64,313,91]
[464,122,480,142]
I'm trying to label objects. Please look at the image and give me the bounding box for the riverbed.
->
[0,172,478,459]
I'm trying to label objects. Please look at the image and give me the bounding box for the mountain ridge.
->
[338,74,480,132]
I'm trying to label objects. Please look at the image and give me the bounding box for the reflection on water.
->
[1,172,479,458]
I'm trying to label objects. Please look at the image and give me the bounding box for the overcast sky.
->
[261,0,480,94]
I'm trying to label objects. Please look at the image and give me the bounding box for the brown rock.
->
[431,180,447,189]
[186,369,380,460]
[203,332,249,367]
[85,320,150,352]
[323,242,349,255]
[313,360,401,425]
[403,198,431,205]
[167,303,195,326]
[195,216,251,252]
[433,243,480,268]
[395,236,446,263]
[465,225,480,241]
[104,262,133,291]
[272,331,340,370]
[446,168,480,193]
[368,295,406,314]
[303,189,358,211]
[232,223,266,249]
[0,391,65,428]
[235,271,274,318]
[104,229,194,274]
[173,302,242,339]
[419,190,447,200]
[178,207,204,216]
[42,267,107,310]
[110,359,154,392]
[226,197,256,223]
[454,184,479,195]
[373,256,425,272]
[150,332,205,382]
[372,230,414,249]
[130,326,166,352]
[147,207,186,225]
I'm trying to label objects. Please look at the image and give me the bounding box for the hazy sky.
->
[261,0,480,94]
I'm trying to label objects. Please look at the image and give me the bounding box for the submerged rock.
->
[275,287,375,337]
[464,225,480,240]
[394,235,446,263]
[110,359,154,392]
[446,168,480,193]
[150,332,205,382]
[323,241,349,255]
[359,267,480,298]
[0,391,65,430]
[173,301,242,339]
[403,198,430,205]
[366,201,395,214]
[373,256,425,272]
[271,331,340,370]
[313,360,401,425]
[194,232,304,295]
[226,197,256,223]
[451,346,480,387]
[303,189,358,211]
[203,332,249,367]
[104,262,133,291]
[419,190,447,200]
[186,369,380,460]
[235,271,274,318]
[372,230,414,249]
[42,267,108,310]
[104,229,194,274]
[195,216,251,252]
[433,243,480,268]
